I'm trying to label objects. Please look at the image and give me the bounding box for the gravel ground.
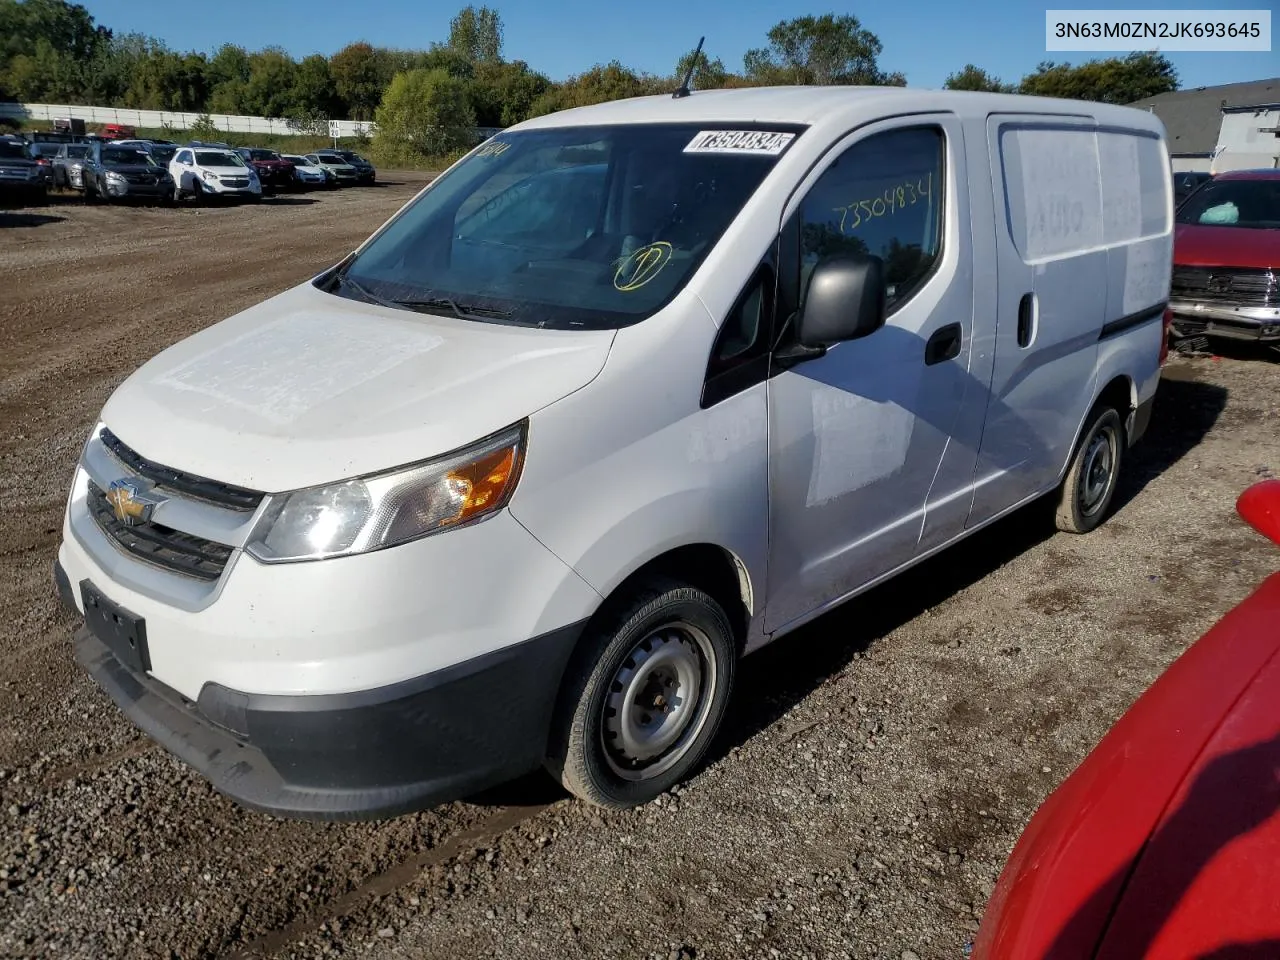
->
[1,184,1277,960]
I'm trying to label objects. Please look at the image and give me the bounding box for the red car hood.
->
[1174,222,1280,270]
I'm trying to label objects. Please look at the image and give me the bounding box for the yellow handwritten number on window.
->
[475,140,512,159]
[832,172,933,234]
[614,242,673,292]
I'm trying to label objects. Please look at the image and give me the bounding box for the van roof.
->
[513,85,1168,138]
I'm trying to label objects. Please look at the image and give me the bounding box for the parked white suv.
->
[56,87,1174,820]
[169,147,262,203]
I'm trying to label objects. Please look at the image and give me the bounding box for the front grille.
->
[100,428,263,511]
[222,177,250,188]
[124,174,156,184]
[87,480,232,581]
[1171,267,1277,307]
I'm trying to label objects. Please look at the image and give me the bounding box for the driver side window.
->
[798,126,945,313]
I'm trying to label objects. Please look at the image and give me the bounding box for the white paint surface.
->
[1123,239,1172,314]
[806,387,913,507]
[156,313,445,426]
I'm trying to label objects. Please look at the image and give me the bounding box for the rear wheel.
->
[545,578,737,809]
[1055,405,1125,534]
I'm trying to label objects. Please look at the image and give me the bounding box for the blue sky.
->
[81,0,1276,89]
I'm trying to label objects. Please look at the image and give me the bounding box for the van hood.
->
[99,281,615,492]
[1174,222,1280,270]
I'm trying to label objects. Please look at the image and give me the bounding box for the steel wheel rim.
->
[601,622,717,782]
[1079,423,1117,516]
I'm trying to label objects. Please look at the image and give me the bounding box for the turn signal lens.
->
[448,446,519,524]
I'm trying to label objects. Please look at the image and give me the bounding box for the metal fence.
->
[0,102,503,142]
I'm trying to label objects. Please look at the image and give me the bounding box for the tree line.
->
[1,0,1180,160]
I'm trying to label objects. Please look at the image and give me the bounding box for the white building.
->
[1212,103,1280,173]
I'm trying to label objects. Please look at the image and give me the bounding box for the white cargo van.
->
[55,87,1174,818]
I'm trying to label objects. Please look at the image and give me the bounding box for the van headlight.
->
[245,423,526,563]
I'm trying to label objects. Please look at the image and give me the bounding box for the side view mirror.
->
[796,254,887,348]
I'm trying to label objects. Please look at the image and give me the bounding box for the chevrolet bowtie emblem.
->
[106,479,165,526]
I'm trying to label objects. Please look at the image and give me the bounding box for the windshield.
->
[65,145,91,159]
[1176,178,1280,230]
[317,154,345,164]
[332,123,802,329]
[102,148,154,166]
[340,152,365,162]
[0,141,29,160]
[196,151,244,167]
[150,146,176,163]
[249,149,280,161]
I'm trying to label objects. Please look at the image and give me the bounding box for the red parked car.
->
[235,147,297,193]
[1168,169,1280,347]
[973,479,1280,960]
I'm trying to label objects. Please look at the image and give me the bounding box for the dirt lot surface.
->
[1,182,1278,960]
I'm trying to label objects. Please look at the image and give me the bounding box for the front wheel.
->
[545,578,737,809]
[1055,405,1125,534]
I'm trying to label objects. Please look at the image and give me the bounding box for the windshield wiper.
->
[336,275,518,323]
[392,297,514,322]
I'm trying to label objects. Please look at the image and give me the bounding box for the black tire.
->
[545,578,737,809]
[1055,404,1125,534]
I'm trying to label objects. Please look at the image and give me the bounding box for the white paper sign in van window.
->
[684,130,796,155]
[1004,127,1103,261]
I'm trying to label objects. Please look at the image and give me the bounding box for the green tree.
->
[243,47,298,117]
[291,53,339,118]
[1019,52,1177,104]
[207,42,251,113]
[468,59,549,126]
[530,61,665,116]
[374,67,476,158]
[944,64,1014,93]
[743,14,903,86]
[448,5,503,64]
[674,46,730,91]
[0,0,110,78]
[330,41,383,120]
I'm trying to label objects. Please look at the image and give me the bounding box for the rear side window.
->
[998,125,1169,262]
[798,127,944,311]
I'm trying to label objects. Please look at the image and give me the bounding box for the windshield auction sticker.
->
[683,130,796,156]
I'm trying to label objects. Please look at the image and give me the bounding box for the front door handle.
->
[925,322,963,365]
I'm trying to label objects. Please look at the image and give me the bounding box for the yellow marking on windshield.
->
[613,242,673,292]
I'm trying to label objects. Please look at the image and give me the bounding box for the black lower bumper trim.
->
[61,559,585,821]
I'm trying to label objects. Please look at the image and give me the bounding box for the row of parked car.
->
[0,130,376,206]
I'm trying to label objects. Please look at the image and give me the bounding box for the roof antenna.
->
[673,36,705,99]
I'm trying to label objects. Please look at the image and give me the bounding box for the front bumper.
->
[1169,299,1280,342]
[202,180,262,197]
[58,557,583,820]
[103,180,172,199]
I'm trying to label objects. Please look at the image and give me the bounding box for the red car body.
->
[974,479,1280,960]
[1168,169,1280,344]
[237,149,297,191]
